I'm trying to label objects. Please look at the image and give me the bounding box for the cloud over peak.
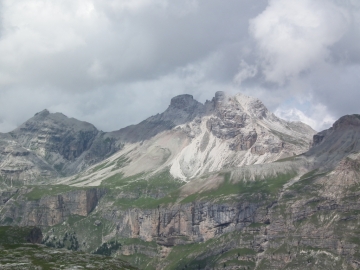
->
[0,0,359,133]
[249,0,351,84]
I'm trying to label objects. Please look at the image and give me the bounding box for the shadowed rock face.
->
[307,114,360,169]
[312,114,360,145]
[11,109,99,161]
[333,114,360,129]
[312,115,360,147]
[214,91,226,109]
[1,188,106,227]
[26,227,43,244]
[0,110,119,179]
[107,94,206,143]
[169,94,198,110]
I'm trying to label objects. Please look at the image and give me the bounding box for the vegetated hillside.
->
[0,226,137,269]
[4,96,360,269]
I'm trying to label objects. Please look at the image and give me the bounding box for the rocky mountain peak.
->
[333,114,360,130]
[164,94,204,116]
[234,93,269,119]
[6,111,103,177]
[312,115,360,148]
[163,94,204,123]
[170,94,197,110]
[213,91,226,109]
[108,94,205,144]
[205,92,270,120]
[17,110,97,134]
[34,109,50,118]
[168,92,272,122]
[307,114,360,170]
[214,91,226,101]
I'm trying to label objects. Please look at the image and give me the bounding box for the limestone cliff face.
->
[250,147,360,269]
[0,133,58,183]
[103,202,266,245]
[0,188,106,226]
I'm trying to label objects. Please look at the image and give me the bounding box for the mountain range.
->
[0,91,315,184]
[1,91,360,270]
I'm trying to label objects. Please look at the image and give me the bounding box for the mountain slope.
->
[306,114,360,169]
[107,94,205,143]
[63,91,315,186]
[0,109,120,182]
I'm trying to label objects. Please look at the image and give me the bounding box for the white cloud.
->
[101,0,167,13]
[275,102,336,131]
[234,60,257,84]
[249,0,350,84]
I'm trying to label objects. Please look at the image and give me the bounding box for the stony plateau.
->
[1,92,360,269]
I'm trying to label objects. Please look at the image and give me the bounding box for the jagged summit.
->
[34,109,50,117]
[202,91,271,120]
[167,91,270,120]
[235,93,269,118]
[109,91,281,144]
[213,91,226,108]
[169,94,199,110]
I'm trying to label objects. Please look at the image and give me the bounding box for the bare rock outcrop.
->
[102,201,265,246]
[0,188,106,226]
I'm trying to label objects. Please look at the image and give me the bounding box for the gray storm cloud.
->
[0,0,359,133]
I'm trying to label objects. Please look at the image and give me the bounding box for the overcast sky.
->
[0,0,359,132]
